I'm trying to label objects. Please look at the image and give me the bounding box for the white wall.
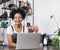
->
[34,0,60,34]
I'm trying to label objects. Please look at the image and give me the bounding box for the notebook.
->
[16,33,41,50]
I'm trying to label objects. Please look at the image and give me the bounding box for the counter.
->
[0,46,60,50]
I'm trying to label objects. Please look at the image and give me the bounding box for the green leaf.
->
[51,38,59,46]
[50,15,54,19]
[58,30,60,36]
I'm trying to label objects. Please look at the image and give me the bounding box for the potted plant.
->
[50,15,60,46]
[50,15,60,36]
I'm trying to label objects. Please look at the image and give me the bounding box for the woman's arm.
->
[7,34,16,47]
[28,26,39,33]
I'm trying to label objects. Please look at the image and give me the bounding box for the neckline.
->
[13,25,23,33]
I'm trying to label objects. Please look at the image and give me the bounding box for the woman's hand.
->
[28,26,39,33]
[33,26,39,32]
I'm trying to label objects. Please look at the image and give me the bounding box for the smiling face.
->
[14,13,22,25]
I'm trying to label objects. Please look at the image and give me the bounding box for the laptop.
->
[16,33,41,50]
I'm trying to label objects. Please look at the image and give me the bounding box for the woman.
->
[7,8,38,47]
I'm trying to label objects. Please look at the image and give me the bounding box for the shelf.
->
[2,7,12,10]
[0,18,7,21]
[0,27,7,28]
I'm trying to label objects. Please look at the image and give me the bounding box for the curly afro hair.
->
[10,8,26,20]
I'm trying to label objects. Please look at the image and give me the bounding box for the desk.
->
[0,46,60,50]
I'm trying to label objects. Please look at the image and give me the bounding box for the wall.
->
[34,0,60,34]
